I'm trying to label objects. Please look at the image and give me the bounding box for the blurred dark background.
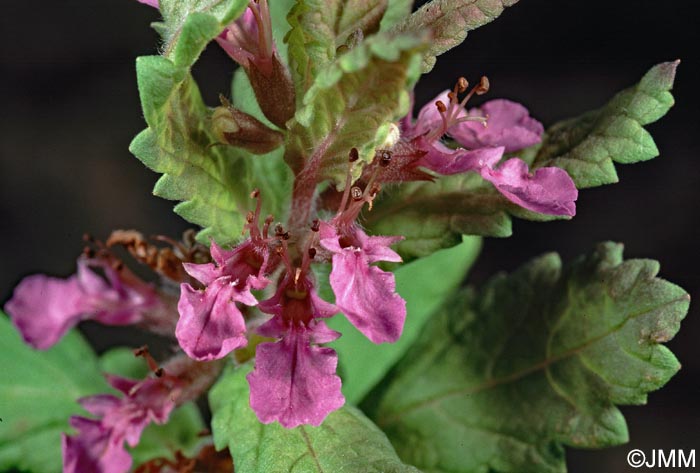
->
[0,1,697,471]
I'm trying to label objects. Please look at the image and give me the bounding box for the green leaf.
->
[98,347,150,380]
[366,170,554,260]
[0,315,106,473]
[130,403,205,467]
[156,0,248,65]
[389,0,519,72]
[363,243,689,473]
[327,236,481,403]
[380,0,414,31]
[209,365,422,473]
[286,0,389,100]
[131,57,290,245]
[285,33,426,183]
[526,61,679,188]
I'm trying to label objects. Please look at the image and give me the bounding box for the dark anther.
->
[457,77,468,93]
[435,100,447,113]
[370,184,381,197]
[351,186,363,201]
[133,345,149,357]
[250,188,260,199]
[274,224,285,235]
[308,247,317,259]
[154,367,164,378]
[476,76,490,95]
[246,211,255,223]
[349,147,359,162]
[282,232,290,240]
[310,219,320,232]
[447,92,456,102]
[218,93,232,108]
[265,215,275,224]
[380,150,392,167]
[83,247,95,258]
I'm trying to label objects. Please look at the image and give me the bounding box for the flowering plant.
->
[1,0,690,472]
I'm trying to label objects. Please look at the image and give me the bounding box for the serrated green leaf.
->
[366,170,556,260]
[156,0,248,65]
[325,236,481,403]
[0,315,106,473]
[389,0,519,72]
[526,61,678,188]
[363,243,689,473]
[286,0,388,100]
[130,403,205,467]
[209,365,422,473]
[285,33,425,185]
[132,54,292,244]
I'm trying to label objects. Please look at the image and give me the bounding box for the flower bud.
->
[212,103,284,154]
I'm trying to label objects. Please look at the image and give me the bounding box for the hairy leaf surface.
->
[286,0,388,100]
[363,243,689,473]
[132,6,291,244]
[390,0,519,72]
[285,33,425,184]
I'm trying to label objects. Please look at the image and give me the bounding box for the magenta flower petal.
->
[78,394,121,418]
[101,375,176,446]
[248,324,344,428]
[329,252,406,343]
[64,372,179,472]
[418,141,505,176]
[4,258,155,350]
[176,280,248,361]
[62,417,132,473]
[137,0,158,8]
[451,99,544,153]
[5,274,89,349]
[410,89,452,139]
[320,224,406,344]
[480,158,578,216]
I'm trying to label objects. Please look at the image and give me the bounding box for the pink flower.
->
[319,222,406,344]
[176,193,278,361]
[248,274,344,428]
[450,99,545,153]
[176,239,271,361]
[62,374,178,473]
[137,0,275,73]
[397,83,578,217]
[215,2,275,74]
[4,257,164,350]
[62,417,132,473]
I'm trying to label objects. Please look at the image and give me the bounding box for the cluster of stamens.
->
[427,75,490,142]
